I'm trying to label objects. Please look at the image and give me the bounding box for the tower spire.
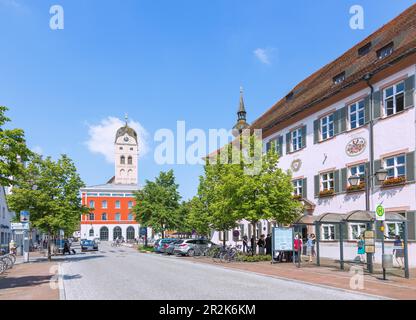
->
[124,113,129,126]
[233,86,250,135]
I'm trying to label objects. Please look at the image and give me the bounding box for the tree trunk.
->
[252,222,257,256]
[223,230,226,248]
[47,233,52,262]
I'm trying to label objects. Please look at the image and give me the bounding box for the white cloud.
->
[85,117,149,163]
[254,48,276,65]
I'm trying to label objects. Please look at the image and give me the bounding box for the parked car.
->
[81,240,98,252]
[164,240,184,255]
[173,239,218,256]
[154,239,175,253]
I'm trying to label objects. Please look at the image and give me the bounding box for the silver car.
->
[173,239,214,256]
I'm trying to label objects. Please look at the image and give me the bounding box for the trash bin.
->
[382,254,394,269]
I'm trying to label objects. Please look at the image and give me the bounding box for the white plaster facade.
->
[0,186,14,252]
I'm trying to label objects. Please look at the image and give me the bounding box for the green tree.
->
[7,154,88,261]
[238,138,302,254]
[0,106,33,186]
[133,170,181,238]
[185,196,211,238]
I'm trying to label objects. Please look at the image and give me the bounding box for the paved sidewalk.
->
[181,256,416,300]
[0,253,60,300]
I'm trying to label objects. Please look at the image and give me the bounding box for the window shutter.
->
[404,75,415,109]
[313,120,320,144]
[278,136,284,156]
[333,110,340,135]
[339,107,347,133]
[406,151,415,182]
[340,168,347,192]
[302,178,307,199]
[364,96,370,124]
[334,224,340,241]
[334,170,340,193]
[374,159,382,186]
[314,175,320,198]
[373,91,382,119]
[301,125,307,148]
[406,211,416,241]
[286,132,291,154]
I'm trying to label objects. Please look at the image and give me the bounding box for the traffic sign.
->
[11,223,29,231]
[376,205,385,221]
[20,211,30,223]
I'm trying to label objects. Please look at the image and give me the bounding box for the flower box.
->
[319,189,335,197]
[347,183,366,192]
[382,176,406,187]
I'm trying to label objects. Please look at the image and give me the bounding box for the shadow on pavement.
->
[0,275,52,290]
[63,274,82,281]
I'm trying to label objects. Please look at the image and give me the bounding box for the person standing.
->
[294,234,303,263]
[250,235,255,255]
[306,234,315,262]
[242,235,248,254]
[265,234,272,255]
[357,234,366,263]
[258,235,266,255]
[393,235,404,269]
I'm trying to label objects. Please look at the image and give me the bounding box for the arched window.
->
[113,227,122,240]
[101,213,107,221]
[115,213,121,221]
[89,229,94,237]
[100,227,109,241]
[120,156,125,165]
[128,156,133,165]
[126,227,135,240]
[128,169,133,177]
[89,213,95,221]
[89,200,95,208]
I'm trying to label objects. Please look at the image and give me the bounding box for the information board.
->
[273,227,294,252]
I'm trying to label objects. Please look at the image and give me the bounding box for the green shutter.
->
[406,211,416,241]
[278,136,283,156]
[404,75,415,109]
[333,110,340,135]
[286,133,291,154]
[406,151,415,182]
[301,125,307,148]
[339,107,347,133]
[334,224,340,240]
[314,120,320,144]
[314,175,320,198]
[373,91,381,119]
[340,168,347,192]
[302,178,307,199]
[364,96,370,124]
[374,159,382,186]
[334,170,340,193]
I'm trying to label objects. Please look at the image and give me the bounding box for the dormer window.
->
[377,42,393,59]
[358,42,372,56]
[286,92,294,101]
[333,72,345,85]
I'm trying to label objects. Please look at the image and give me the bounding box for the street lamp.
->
[348,167,389,278]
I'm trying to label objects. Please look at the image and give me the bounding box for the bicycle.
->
[0,254,15,271]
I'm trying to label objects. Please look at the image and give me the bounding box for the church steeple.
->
[233,86,250,135]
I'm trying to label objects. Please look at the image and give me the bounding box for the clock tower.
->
[114,115,138,185]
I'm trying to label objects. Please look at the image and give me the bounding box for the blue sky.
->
[1,0,414,200]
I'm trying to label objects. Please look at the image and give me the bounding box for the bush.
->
[138,246,154,253]
[239,254,272,263]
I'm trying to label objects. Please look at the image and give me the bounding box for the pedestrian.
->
[250,235,255,255]
[306,234,315,262]
[357,234,366,263]
[258,235,266,255]
[63,241,70,255]
[393,235,404,269]
[242,235,248,254]
[265,234,272,255]
[293,234,303,263]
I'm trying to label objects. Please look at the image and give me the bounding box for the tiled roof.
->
[251,4,416,136]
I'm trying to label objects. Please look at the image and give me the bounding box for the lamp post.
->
[349,166,388,276]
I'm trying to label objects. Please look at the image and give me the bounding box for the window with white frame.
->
[320,114,334,140]
[320,172,334,191]
[102,200,107,209]
[101,213,107,221]
[89,200,95,208]
[349,164,366,186]
[115,200,121,209]
[128,201,133,209]
[322,225,335,240]
[350,223,367,240]
[128,213,133,221]
[377,42,393,60]
[386,221,405,239]
[115,213,121,221]
[89,213,95,221]
[291,128,303,152]
[385,154,406,179]
[384,81,405,116]
[293,179,303,197]
[349,100,365,129]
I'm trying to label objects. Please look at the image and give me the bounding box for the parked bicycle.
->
[0,253,16,274]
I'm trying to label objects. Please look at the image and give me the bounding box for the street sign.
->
[273,227,294,252]
[11,223,29,231]
[20,211,30,223]
[139,227,147,236]
[376,205,385,221]
[364,230,375,254]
